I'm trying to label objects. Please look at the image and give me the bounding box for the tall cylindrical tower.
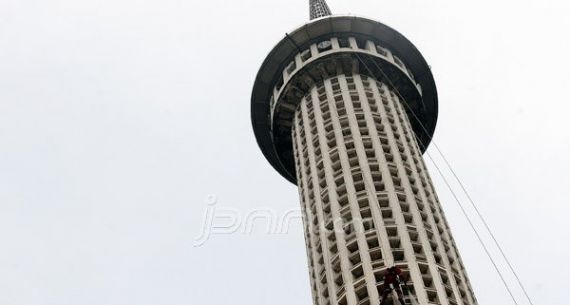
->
[251,2,478,305]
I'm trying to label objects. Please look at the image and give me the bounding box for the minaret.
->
[251,2,479,305]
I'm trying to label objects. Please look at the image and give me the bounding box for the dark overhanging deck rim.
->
[251,15,439,185]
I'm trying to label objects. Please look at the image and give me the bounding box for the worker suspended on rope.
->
[379,266,407,305]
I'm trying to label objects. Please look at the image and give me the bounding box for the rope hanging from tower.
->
[352,52,536,305]
[304,1,535,304]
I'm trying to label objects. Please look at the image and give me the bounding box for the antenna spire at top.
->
[309,0,332,20]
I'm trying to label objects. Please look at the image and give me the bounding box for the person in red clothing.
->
[379,266,406,305]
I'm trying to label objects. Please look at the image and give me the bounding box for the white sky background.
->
[0,0,569,304]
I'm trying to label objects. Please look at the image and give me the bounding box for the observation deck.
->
[251,16,438,184]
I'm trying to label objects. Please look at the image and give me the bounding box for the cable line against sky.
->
[353,52,534,305]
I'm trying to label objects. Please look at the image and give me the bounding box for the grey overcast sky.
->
[0,0,569,304]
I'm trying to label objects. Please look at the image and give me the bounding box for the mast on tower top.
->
[309,0,332,20]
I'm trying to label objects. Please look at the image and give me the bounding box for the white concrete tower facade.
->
[251,3,478,305]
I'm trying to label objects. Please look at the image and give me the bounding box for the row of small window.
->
[278,37,416,95]
[302,188,474,304]
[299,77,394,135]
[311,206,405,252]
[309,217,473,304]
[309,199,445,262]
[334,264,441,305]
[393,137,460,254]
[396,152,476,300]
[306,184,459,271]
[302,153,436,229]
[293,74,399,134]
[299,159,449,260]
[292,78,470,292]
[300,111,413,176]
